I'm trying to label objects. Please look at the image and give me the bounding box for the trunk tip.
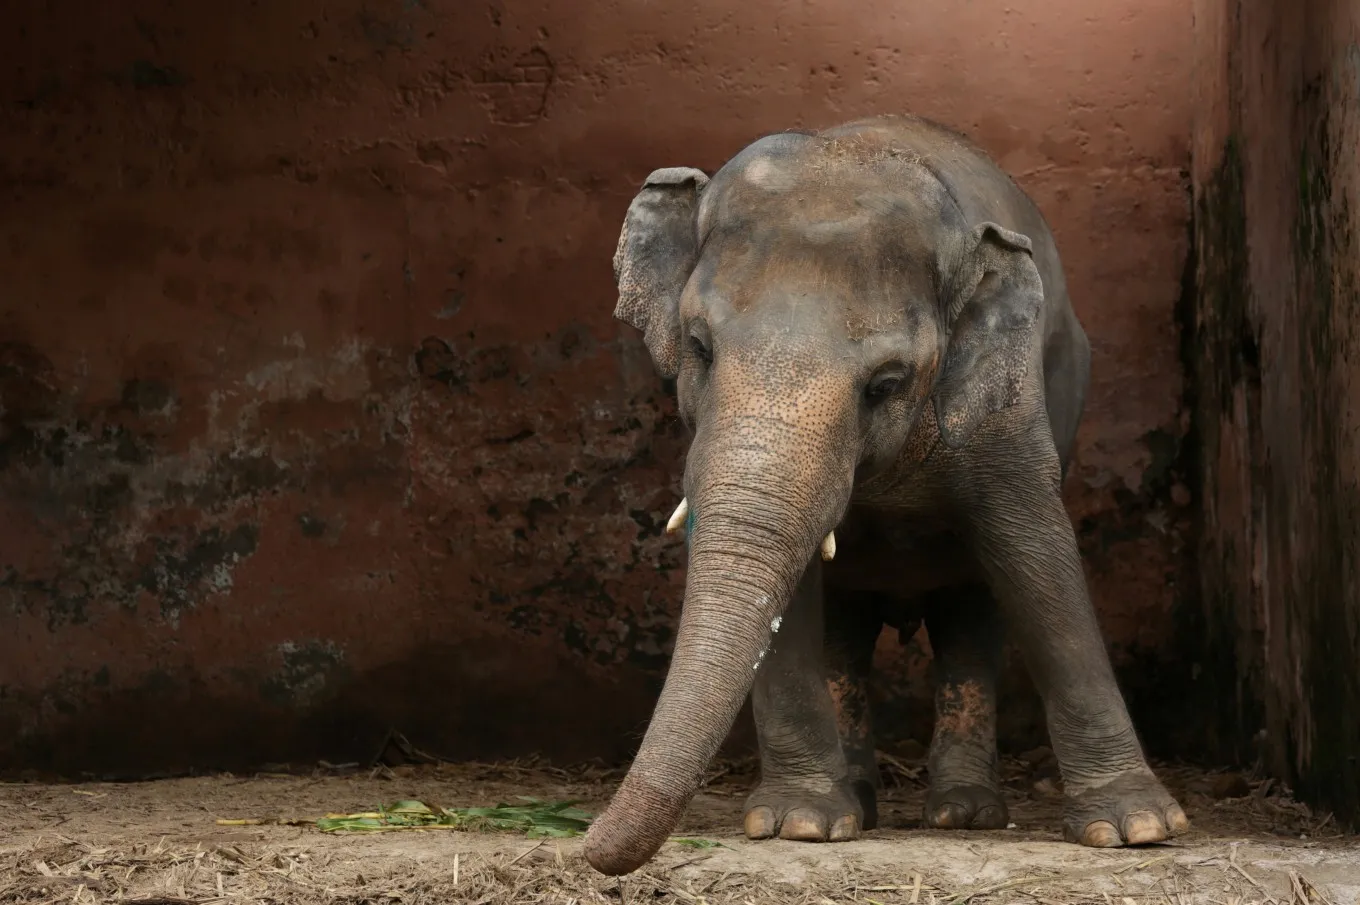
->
[583,775,690,875]
[583,821,660,876]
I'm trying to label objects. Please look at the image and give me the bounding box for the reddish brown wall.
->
[0,0,1193,776]
[1190,0,1360,825]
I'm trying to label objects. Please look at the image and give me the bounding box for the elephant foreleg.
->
[966,438,1189,847]
[744,558,864,843]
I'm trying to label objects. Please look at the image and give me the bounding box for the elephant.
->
[583,114,1188,876]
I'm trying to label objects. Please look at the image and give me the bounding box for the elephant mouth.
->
[665,496,838,560]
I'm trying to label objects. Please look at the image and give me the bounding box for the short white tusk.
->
[820,530,837,561]
[666,498,690,534]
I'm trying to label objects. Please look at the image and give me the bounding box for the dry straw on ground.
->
[0,836,1343,905]
[2,753,1353,905]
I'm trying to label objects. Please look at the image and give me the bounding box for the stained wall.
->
[1190,0,1360,825]
[0,0,1193,776]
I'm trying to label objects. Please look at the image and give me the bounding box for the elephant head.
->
[585,124,1045,875]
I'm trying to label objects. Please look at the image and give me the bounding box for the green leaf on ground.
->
[315,797,593,837]
[672,837,727,849]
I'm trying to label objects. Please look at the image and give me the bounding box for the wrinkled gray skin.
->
[584,115,1188,876]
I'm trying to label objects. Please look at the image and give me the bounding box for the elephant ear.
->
[932,222,1045,449]
[613,167,709,379]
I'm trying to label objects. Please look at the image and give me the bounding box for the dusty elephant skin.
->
[583,115,1188,876]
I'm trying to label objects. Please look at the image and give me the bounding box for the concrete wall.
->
[1190,0,1360,826]
[0,0,1193,777]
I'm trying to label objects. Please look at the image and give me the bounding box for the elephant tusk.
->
[666,498,690,535]
[820,531,837,561]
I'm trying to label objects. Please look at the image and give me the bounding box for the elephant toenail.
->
[780,809,829,841]
[744,807,776,840]
[1123,811,1167,845]
[1080,820,1122,847]
[975,806,1008,829]
[930,803,968,829]
[829,814,860,841]
[1166,804,1190,834]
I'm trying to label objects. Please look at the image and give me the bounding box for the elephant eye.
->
[688,333,713,365]
[865,370,907,405]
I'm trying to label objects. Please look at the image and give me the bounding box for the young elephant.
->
[584,115,1187,876]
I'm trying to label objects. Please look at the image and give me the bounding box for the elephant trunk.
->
[584,427,849,875]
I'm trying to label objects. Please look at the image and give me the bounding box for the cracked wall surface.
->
[1189,0,1360,827]
[0,0,1193,776]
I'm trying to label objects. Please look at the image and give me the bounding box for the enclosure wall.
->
[0,0,1193,775]
[1190,0,1360,825]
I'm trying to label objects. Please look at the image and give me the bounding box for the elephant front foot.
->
[743,780,864,842]
[1063,770,1189,847]
[924,782,1009,830]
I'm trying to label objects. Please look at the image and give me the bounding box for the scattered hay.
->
[0,841,944,905]
[1,834,1344,905]
[0,754,1351,905]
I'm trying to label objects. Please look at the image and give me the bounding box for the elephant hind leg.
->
[824,592,892,830]
[921,583,1009,831]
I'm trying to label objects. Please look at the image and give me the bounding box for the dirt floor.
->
[2,748,1356,905]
